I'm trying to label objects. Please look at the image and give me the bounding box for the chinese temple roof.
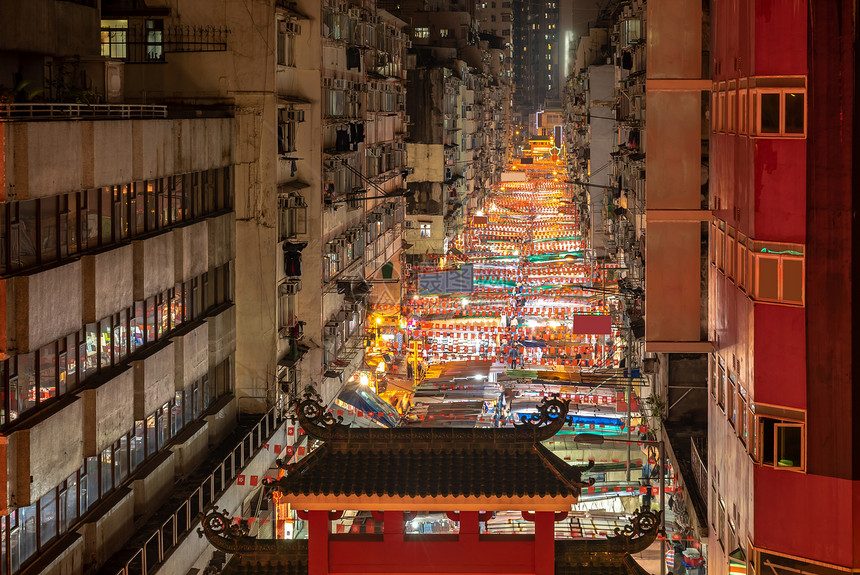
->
[271,391,593,511]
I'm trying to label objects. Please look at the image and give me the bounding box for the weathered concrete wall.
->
[174,221,210,282]
[14,261,82,352]
[82,368,135,456]
[133,233,176,301]
[83,244,134,324]
[175,323,210,390]
[11,398,84,504]
[133,343,176,418]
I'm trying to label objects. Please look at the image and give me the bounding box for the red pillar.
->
[457,511,481,544]
[383,511,404,543]
[307,510,330,575]
[534,511,555,575]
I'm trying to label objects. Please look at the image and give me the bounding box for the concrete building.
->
[394,4,508,263]
[0,0,409,574]
[511,0,561,113]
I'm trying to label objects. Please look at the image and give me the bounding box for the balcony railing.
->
[105,406,284,575]
[0,103,167,121]
[690,436,708,503]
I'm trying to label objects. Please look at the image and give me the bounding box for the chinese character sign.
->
[418,272,447,295]
[418,265,474,295]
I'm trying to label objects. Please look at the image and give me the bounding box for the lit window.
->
[100,20,128,59]
[414,27,429,38]
[419,223,431,238]
[440,28,450,37]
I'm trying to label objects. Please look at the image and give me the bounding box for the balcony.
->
[0,102,167,122]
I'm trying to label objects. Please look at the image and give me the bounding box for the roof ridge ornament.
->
[514,394,570,440]
[609,506,663,544]
[294,387,350,440]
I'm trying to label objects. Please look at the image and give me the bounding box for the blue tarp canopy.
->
[336,384,400,428]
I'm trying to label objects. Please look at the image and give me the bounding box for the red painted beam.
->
[328,538,537,574]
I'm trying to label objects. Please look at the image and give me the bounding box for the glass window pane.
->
[784,92,804,134]
[18,353,36,415]
[86,456,99,510]
[65,473,78,527]
[776,424,802,468]
[85,323,98,375]
[158,404,168,447]
[17,200,38,269]
[115,310,128,361]
[172,391,183,435]
[782,258,804,303]
[760,93,780,133]
[40,197,58,263]
[132,421,145,469]
[146,415,156,456]
[39,342,57,402]
[146,181,157,231]
[131,301,145,352]
[146,297,156,343]
[100,447,112,497]
[100,187,113,245]
[757,256,780,300]
[39,489,57,547]
[19,502,37,564]
[116,436,128,483]
[99,317,112,369]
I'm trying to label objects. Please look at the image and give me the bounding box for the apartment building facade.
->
[0,0,410,574]
[708,1,856,574]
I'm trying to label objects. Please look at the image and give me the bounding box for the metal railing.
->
[107,407,282,575]
[0,103,167,121]
[690,436,708,503]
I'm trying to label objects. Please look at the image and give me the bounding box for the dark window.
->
[784,92,804,134]
[40,196,58,263]
[760,93,780,133]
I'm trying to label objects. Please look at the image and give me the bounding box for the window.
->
[277,20,298,66]
[146,19,164,61]
[752,80,807,137]
[278,195,308,240]
[414,27,429,38]
[727,372,736,426]
[760,416,804,470]
[278,282,297,333]
[754,251,804,305]
[278,107,304,155]
[1,168,230,276]
[717,359,726,409]
[419,223,431,238]
[440,28,450,37]
[100,20,128,59]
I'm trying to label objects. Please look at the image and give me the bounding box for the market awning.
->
[336,384,401,428]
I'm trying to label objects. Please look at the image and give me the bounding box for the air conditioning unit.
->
[286,21,301,35]
[283,280,302,294]
[348,8,360,18]
[405,39,412,48]
[333,79,347,90]
[324,322,339,336]
[323,77,333,88]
